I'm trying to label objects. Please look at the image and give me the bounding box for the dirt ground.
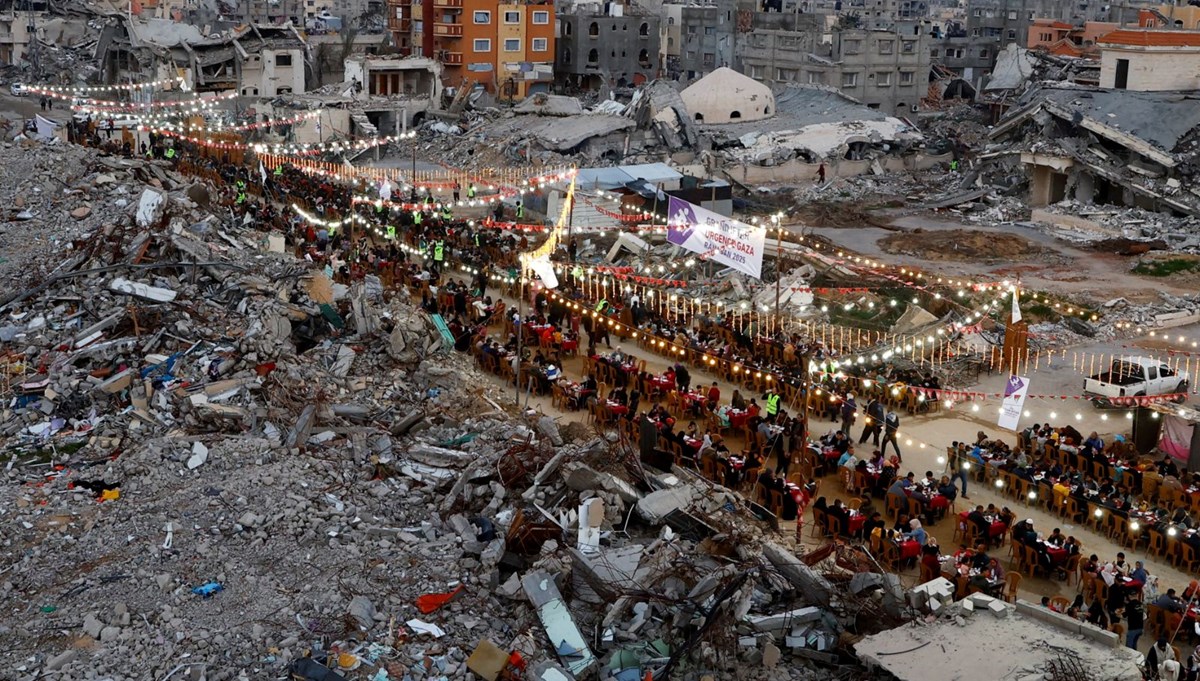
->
[795,200,899,229]
[877,227,1057,262]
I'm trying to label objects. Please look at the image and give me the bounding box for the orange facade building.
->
[388,0,554,98]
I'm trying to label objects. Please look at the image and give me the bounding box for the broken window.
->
[844,39,861,53]
[930,48,939,57]
[729,110,742,119]
[589,21,598,36]
[1007,10,1016,19]
[640,22,649,36]
[588,48,599,63]
[842,71,858,87]
[705,26,715,34]
[473,10,490,23]
[901,40,914,53]
[703,52,715,65]
[275,53,292,67]
[807,71,824,84]
[777,68,796,80]
[879,39,894,54]
[750,65,765,78]
[638,49,651,67]
[1007,30,1016,39]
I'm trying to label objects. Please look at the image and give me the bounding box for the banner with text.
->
[666,196,766,280]
[997,375,1030,431]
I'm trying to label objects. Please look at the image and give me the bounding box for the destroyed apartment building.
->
[96,17,310,96]
[987,85,1200,250]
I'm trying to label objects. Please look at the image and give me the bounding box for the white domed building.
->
[680,67,776,125]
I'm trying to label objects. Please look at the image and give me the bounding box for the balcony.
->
[433,21,462,36]
[439,50,463,65]
[432,0,462,7]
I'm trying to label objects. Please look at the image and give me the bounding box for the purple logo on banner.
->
[667,196,697,245]
[1004,375,1026,398]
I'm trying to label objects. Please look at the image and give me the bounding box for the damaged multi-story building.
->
[991,84,1200,222]
[96,17,310,96]
[738,17,932,116]
[555,0,660,91]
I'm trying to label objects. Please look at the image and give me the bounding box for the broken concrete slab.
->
[109,278,178,303]
[521,569,597,677]
[761,542,834,608]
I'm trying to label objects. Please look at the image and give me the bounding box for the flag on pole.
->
[259,160,267,186]
[1011,287,1022,324]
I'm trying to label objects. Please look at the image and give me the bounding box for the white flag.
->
[259,160,267,186]
[1011,288,1021,324]
[380,180,392,202]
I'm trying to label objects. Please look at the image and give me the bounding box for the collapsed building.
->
[424,69,949,184]
[988,85,1200,250]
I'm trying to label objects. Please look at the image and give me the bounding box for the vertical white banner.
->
[997,375,1030,431]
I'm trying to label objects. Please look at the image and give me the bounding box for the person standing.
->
[860,396,884,446]
[817,163,826,184]
[947,441,970,499]
[1125,598,1144,651]
[882,410,901,461]
[840,392,857,435]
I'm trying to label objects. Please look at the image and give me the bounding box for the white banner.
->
[997,375,1030,431]
[666,196,766,280]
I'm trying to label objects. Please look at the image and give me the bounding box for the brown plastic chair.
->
[1004,572,1023,603]
[885,493,906,520]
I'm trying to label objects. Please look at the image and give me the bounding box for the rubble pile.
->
[0,142,894,680]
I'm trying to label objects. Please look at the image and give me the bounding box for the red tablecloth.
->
[606,401,629,415]
[848,513,865,534]
[958,512,1008,538]
[899,540,922,560]
[561,339,578,352]
[650,375,675,391]
[683,437,702,451]
[929,495,950,511]
[729,409,751,429]
[1046,545,1068,565]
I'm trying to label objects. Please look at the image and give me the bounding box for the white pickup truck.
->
[1083,356,1189,406]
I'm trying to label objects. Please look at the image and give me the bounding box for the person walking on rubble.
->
[817,163,826,184]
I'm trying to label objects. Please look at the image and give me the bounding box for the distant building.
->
[0,2,47,67]
[660,0,738,82]
[391,0,555,98]
[1098,29,1200,91]
[739,22,930,116]
[556,4,660,91]
[1026,18,1117,57]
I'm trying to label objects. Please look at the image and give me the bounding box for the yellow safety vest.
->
[434,241,444,261]
[766,393,781,415]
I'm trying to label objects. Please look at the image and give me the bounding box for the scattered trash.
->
[191,582,223,598]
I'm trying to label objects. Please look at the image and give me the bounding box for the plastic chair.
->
[885,493,906,520]
[1004,572,1023,603]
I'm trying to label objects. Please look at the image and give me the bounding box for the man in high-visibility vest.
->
[433,240,445,274]
[467,183,476,199]
[515,201,525,220]
[386,225,396,240]
[441,206,452,222]
[412,209,422,226]
[165,147,176,160]
[595,299,607,313]
[763,388,781,419]
[235,178,247,205]
[273,166,283,177]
